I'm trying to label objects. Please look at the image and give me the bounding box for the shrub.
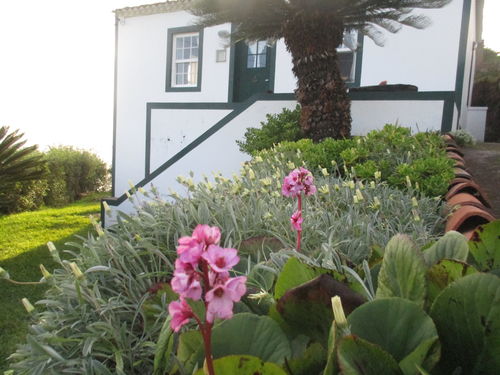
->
[257,124,454,197]
[6,152,444,373]
[44,146,109,205]
[236,105,302,155]
[449,129,475,147]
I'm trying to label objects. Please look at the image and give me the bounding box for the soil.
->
[462,142,500,218]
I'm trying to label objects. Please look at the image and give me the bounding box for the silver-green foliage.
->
[8,151,443,374]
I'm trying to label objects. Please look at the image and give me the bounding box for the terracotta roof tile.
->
[114,0,192,18]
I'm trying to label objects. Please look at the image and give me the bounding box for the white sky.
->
[0,0,499,165]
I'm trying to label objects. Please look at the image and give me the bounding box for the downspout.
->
[111,13,119,197]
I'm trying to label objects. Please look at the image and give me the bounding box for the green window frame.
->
[165,26,204,92]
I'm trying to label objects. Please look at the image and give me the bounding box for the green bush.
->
[6,152,444,373]
[237,105,302,155]
[44,146,109,206]
[449,129,475,147]
[257,124,454,197]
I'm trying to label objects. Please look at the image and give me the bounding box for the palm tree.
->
[192,0,451,141]
[0,126,45,185]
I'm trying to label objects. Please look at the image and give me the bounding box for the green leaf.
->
[398,337,440,375]
[153,317,174,375]
[337,335,402,375]
[212,313,292,364]
[276,274,364,345]
[274,257,328,300]
[193,355,287,375]
[423,231,469,266]
[286,342,326,375]
[323,323,339,375]
[430,273,500,374]
[177,330,204,375]
[348,298,438,365]
[426,259,477,305]
[468,220,500,272]
[376,235,427,306]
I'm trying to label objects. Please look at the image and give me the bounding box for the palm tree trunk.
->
[283,14,351,141]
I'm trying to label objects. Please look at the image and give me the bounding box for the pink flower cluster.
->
[168,224,246,332]
[282,167,317,198]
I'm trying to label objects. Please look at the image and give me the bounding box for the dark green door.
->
[233,40,273,102]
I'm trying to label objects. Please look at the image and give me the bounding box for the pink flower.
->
[282,168,316,198]
[205,276,247,323]
[171,271,202,300]
[192,224,221,246]
[290,210,303,231]
[169,298,193,332]
[202,245,239,273]
[177,236,203,265]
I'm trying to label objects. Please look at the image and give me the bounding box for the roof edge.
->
[114,0,192,18]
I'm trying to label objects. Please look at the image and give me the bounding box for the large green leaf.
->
[193,355,287,375]
[430,273,500,374]
[286,342,327,375]
[276,274,364,344]
[274,257,329,300]
[426,259,477,305]
[376,235,427,306]
[177,330,204,375]
[337,335,402,375]
[348,298,439,367]
[211,313,292,364]
[398,337,440,375]
[468,220,500,272]
[423,231,469,266]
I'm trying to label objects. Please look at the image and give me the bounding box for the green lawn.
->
[0,199,101,372]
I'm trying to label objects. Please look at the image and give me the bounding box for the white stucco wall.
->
[150,108,232,171]
[351,101,444,134]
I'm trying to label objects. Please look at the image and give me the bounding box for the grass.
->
[0,197,102,372]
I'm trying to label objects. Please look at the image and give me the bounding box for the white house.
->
[102,0,485,225]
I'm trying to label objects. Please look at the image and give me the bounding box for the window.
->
[337,31,358,83]
[173,33,199,86]
[166,26,203,92]
[247,41,267,68]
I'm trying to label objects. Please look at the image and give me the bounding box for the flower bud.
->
[412,197,419,207]
[287,161,295,169]
[374,171,381,180]
[321,168,329,177]
[47,241,61,262]
[331,296,349,333]
[248,169,255,180]
[406,175,412,188]
[319,185,330,194]
[356,189,364,201]
[69,262,84,279]
[22,298,35,313]
[39,264,52,279]
[254,156,263,163]
[0,266,10,280]
[102,201,111,214]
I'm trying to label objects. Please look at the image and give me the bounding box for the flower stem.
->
[199,260,216,375]
[296,194,302,252]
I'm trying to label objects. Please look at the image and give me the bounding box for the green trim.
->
[227,23,236,102]
[165,26,204,92]
[454,0,472,112]
[268,42,277,93]
[347,32,364,88]
[441,97,456,133]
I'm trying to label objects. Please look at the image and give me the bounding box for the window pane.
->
[338,52,354,81]
[257,41,267,54]
[257,54,266,68]
[192,36,198,47]
[183,48,191,59]
[176,73,186,85]
[184,37,191,48]
[247,55,256,68]
[247,42,257,54]
[188,62,198,85]
[176,48,183,59]
[192,47,198,58]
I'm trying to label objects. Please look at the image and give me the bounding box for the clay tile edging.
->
[445,205,495,233]
[445,181,491,207]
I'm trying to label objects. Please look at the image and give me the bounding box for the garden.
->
[1,116,498,374]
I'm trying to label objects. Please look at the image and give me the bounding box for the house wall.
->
[114,11,231,195]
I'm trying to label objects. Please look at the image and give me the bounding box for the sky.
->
[0,0,499,165]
